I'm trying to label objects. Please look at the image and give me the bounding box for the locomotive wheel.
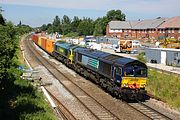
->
[100,78,106,89]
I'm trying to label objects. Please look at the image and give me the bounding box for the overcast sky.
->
[1,0,180,27]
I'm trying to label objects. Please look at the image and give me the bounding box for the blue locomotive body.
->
[71,46,147,99]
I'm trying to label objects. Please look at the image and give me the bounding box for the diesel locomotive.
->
[32,34,148,100]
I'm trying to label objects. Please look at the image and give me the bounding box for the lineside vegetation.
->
[0,7,57,119]
[147,70,180,108]
[137,53,180,109]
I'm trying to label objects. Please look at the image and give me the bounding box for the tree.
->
[16,24,33,35]
[106,9,126,21]
[71,16,81,32]
[77,18,94,36]
[61,15,71,35]
[40,24,47,31]
[0,22,18,83]
[0,7,5,25]
[93,20,103,36]
[62,15,71,24]
[52,16,61,33]
[17,20,22,26]
[47,26,53,34]
[93,16,109,36]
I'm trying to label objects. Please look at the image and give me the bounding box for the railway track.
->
[45,88,76,120]
[24,35,174,120]
[128,100,172,120]
[25,35,121,120]
[23,35,76,120]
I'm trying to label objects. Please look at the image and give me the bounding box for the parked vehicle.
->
[114,40,141,54]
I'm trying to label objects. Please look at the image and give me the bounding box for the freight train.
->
[31,34,148,100]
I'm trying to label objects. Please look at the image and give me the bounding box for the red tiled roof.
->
[158,16,180,28]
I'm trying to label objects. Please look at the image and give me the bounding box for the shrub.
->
[137,52,146,63]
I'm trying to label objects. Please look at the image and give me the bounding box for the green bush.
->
[57,40,66,43]
[0,15,56,119]
[65,32,79,37]
[137,52,146,63]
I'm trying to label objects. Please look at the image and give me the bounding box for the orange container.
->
[38,37,46,47]
[46,39,56,54]
[41,37,47,50]
[31,35,35,41]
[38,37,42,46]
[32,34,39,44]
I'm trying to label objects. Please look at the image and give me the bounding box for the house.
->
[132,18,167,39]
[158,16,180,40]
[106,16,180,40]
[106,21,138,39]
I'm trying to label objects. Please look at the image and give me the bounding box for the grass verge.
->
[15,35,28,69]
[147,69,180,109]
[15,78,57,120]
[0,68,57,120]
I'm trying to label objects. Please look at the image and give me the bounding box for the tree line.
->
[0,7,34,119]
[0,8,32,87]
[40,9,126,37]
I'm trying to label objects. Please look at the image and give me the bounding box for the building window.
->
[124,30,127,32]
[172,29,174,33]
[129,30,131,32]
[168,29,171,33]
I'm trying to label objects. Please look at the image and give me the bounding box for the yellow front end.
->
[121,77,147,89]
[68,49,73,64]
[120,77,147,100]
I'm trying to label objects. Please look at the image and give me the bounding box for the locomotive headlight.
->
[123,83,128,87]
[141,84,146,87]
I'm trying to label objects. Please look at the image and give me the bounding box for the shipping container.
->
[41,37,47,50]
[31,35,35,42]
[32,34,39,44]
[38,37,42,47]
[46,39,56,54]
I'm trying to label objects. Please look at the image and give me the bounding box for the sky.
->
[1,0,180,27]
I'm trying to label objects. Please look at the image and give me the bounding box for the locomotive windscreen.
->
[125,65,147,77]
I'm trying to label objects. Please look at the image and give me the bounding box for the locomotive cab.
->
[121,62,147,100]
[113,58,148,100]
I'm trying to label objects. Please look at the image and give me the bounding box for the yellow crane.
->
[162,38,180,49]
